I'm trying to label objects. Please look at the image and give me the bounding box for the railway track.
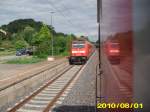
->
[0,60,67,91]
[7,65,83,112]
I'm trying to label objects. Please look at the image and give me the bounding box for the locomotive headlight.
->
[72,51,85,53]
[79,51,85,53]
[72,51,78,53]
[109,50,120,53]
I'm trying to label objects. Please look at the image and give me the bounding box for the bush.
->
[0,48,5,51]
[36,54,48,59]
[31,24,51,57]
[60,51,69,56]
[15,40,28,50]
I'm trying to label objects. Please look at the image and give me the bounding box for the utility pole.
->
[96,0,102,112]
[50,11,55,57]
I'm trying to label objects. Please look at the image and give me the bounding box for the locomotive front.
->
[69,40,92,65]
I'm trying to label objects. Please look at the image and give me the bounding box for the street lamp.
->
[50,11,55,57]
[48,11,55,61]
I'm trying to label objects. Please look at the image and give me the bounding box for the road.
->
[0,55,31,79]
[0,55,29,64]
[0,55,18,62]
[0,58,66,80]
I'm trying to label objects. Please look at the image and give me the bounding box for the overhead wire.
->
[58,1,98,38]
[48,0,89,35]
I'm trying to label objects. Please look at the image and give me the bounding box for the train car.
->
[105,41,120,63]
[69,40,94,65]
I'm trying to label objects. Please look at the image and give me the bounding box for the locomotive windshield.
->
[72,44,85,48]
[72,41,85,48]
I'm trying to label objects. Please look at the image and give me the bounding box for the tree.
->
[2,19,42,33]
[66,34,74,51]
[32,24,52,57]
[15,40,28,50]
[23,26,36,44]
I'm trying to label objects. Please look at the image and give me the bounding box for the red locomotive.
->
[69,40,94,65]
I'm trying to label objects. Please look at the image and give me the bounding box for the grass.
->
[5,51,69,64]
[53,51,69,59]
[56,51,69,57]
[6,56,45,64]
[0,50,15,56]
[60,51,69,56]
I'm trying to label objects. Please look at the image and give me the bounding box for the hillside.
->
[0,19,43,33]
[0,19,76,57]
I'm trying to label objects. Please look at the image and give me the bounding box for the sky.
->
[0,0,143,41]
[0,0,97,41]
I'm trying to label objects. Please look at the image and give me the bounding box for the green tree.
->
[55,35,66,52]
[15,40,28,50]
[66,34,73,51]
[23,26,36,44]
[0,18,77,57]
[11,33,24,43]
[32,24,52,57]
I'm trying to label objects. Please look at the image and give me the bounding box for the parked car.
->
[26,48,33,55]
[16,48,33,56]
[16,51,22,56]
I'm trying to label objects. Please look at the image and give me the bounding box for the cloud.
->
[0,0,134,42]
[0,0,98,41]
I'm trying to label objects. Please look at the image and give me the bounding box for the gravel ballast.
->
[53,52,98,112]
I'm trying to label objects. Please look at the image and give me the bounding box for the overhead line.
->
[48,0,89,34]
